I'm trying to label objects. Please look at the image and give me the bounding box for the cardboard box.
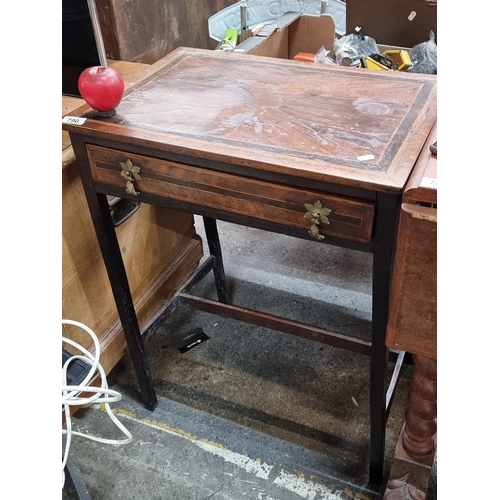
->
[232,12,430,74]
[234,13,336,60]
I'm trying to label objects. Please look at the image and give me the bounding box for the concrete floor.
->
[63,216,437,500]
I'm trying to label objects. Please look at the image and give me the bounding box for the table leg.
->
[203,216,228,303]
[402,355,437,456]
[64,459,91,500]
[383,355,437,499]
[78,187,158,411]
[369,193,400,486]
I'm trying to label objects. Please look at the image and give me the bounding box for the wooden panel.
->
[96,0,235,64]
[87,144,375,244]
[385,203,436,359]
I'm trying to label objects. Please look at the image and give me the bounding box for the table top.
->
[63,47,437,194]
[403,121,437,206]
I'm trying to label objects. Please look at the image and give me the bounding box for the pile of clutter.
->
[311,29,437,74]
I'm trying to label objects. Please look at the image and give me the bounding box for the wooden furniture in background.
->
[62,60,203,376]
[63,48,437,486]
[346,0,437,48]
[386,122,437,359]
[95,0,235,64]
[384,123,437,499]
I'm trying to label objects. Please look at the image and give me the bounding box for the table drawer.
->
[87,144,375,243]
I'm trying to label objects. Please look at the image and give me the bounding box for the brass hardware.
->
[120,159,142,196]
[304,201,331,241]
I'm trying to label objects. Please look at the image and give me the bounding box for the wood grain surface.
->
[385,203,437,359]
[63,48,437,195]
[87,144,376,243]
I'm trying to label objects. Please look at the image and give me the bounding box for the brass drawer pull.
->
[304,201,331,241]
[120,159,142,196]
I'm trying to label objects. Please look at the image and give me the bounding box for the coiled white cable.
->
[62,319,132,489]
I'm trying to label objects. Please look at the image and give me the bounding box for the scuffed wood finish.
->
[107,60,150,87]
[87,144,375,244]
[64,48,437,195]
[385,204,436,359]
[403,122,437,206]
[386,121,437,359]
[384,473,426,500]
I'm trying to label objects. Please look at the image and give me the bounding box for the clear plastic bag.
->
[407,31,437,74]
[334,32,380,66]
[314,46,336,65]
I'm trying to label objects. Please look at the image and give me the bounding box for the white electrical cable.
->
[62,319,132,489]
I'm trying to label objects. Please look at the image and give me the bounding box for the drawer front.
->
[87,145,375,243]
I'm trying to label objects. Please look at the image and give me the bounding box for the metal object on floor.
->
[62,338,92,496]
[63,458,91,500]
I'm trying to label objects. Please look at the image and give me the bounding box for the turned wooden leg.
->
[402,355,437,456]
[383,355,437,499]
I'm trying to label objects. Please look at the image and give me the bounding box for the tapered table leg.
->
[369,193,400,486]
[203,216,228,303]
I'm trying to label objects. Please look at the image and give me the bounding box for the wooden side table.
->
[63,48,437,486]
[384,123,437,499]
[62,60,203,376]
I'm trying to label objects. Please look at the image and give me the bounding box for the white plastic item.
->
[62,319,132,489]
[208,0,347,42]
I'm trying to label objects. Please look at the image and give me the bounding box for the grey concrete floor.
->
[63,216,437,500]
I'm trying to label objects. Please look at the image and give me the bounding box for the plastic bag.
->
[314,46,335,65]
[406,31,437,74]
[334,32,380,66]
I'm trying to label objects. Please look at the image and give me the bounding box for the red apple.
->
[78,66,125,113]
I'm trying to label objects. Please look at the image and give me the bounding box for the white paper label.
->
[421,176,437,188]
[357,154,375,161]
[62,116,87,125]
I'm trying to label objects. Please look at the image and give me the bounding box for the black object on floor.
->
[172,327,210,353]
[63,348,91,387]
